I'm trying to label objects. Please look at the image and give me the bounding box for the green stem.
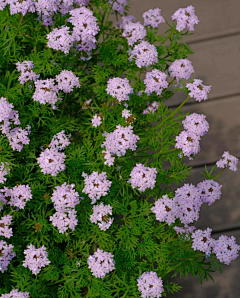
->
[60,94,68,118]
[214,167,226,180]
[160,29,177,45]
[160,95,190,126]
[168,78,175,86]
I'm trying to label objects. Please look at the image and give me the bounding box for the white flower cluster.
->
[90,202,113,231]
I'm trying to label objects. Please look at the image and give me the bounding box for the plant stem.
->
[214,167,226,180]
[160,95,190,126]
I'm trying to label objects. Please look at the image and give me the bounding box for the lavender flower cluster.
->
[0,97,31,151]
[49,182,80,233]
[101,124,139,166]
[128,163,157,192]
[0,162,10,184]
[23,244,50,275]
[0,289,29,298]
[47,7,99,56]
[37,130,71,176]
[0,215,13,238]
[192,228,240,265]
[82,171,112,204]
[87,248,115,278]
[106,77,133,103]
[16,61,40,84]
[137,271,164,298]
[175,113,210,160]
[144,69,169,96]
[0,240,16,273]
[216,151,239,172]
[1,184,33,210]
[90,202,113,231]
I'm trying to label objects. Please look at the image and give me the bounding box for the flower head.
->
[129,41,158,68]
[143,8,165,28]
[23,244,50,275]
[82,171,112,204]
[168,58,194,83]
[128,163,157,192]
[216,151,239,172]
[137,271,164,298]
[171,5,199,32]
[186,79,211,102]
[90,202,113,231]
[106,78,133,103]
[87,248,115,278]
[144,69,168,96]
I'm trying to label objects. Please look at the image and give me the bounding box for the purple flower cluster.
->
[6,126,31,152]
[0,240,16,273]
[50,209,78,234]
[197,179,222,206]
[182,113,209,137]
[128,163,157,192]
[0,97,20,130]
[168,58,194,83]
[0,289,29,298]
[90,202,113,231]
[137,271,164,298]
[0,162,10,184]
[23,244,50,275]
[109,0,127,15]
[49,183,79,233]
[33,78,62,110]
[143,101,159,115]
[50,182,80,212]
[0,215,13,239]
[7,0,36,16]
[119,15,136,29]
[186,79,211,102]
[175,130,200,160]
[49,130,71,151]
[47,25,75,54]
[37,131,71,176]
[151,195,178,225]
[16,61,39,84]
[122,22,147,46]
[3,184,32,210]
[37,148,66,176]
[216,151,239,172]
[129,41,158,68]
[176,113,210,160]
[171,5,199,32]
[0,97,30,151]
[212,235,240,265]
[173,184,202,225]
[192,228,214,255]
[106,77,133,103]
[68,7,99,53]
[101,125,139,166]
[143,8,165,28]
[87,248,115,278]
[144,69,169,96]
[82,171,112,204]
[192,229,240,265]
[55,70,80,93]
[92,114,104,128]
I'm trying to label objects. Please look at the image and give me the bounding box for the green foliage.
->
[0,1,227,298]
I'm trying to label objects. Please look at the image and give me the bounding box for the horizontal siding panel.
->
[169,229,240,298]
[180,95,240,167]
[129,0,240,43]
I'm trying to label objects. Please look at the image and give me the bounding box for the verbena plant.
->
[0,1,239,297]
